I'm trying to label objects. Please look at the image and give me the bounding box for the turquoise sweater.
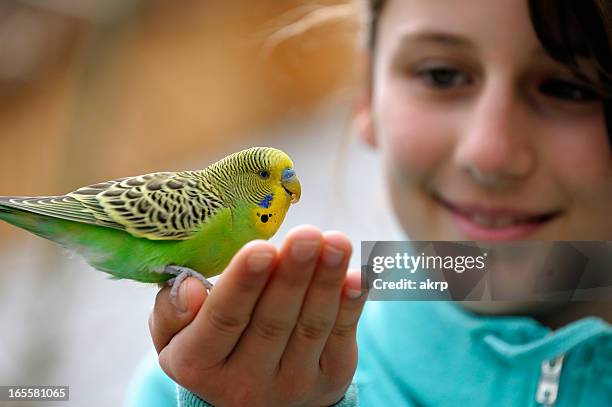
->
[127,301,612,406]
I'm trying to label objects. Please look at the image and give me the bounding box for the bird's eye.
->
[259,170,270,179]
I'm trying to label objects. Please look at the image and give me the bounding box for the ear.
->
[353,54,377,148]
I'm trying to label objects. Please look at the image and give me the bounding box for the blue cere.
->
[258,194,273,208]
[282,168,295,182]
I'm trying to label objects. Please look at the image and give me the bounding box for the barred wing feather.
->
[0,171,225,240]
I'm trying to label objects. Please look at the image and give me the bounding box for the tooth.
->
[471,214,495,227]
[470,214,520,228]
[493,217,515,228]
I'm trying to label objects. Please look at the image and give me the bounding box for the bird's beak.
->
[281,168,301,204]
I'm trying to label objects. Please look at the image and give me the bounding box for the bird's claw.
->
[164,265,213,306]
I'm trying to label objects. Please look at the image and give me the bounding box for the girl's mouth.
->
[432,193,562,241]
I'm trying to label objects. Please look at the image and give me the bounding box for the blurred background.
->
[0,1,398,405]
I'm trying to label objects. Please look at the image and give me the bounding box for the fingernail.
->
[345,287,364,299]
[247,252,274,273]
[322,245,344,267]
[176,280,190,312]
[291,239,320,262]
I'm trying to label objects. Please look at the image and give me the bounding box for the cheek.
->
[545,120,612,204]
[374,86,453,183]
[539,116,612,238]
[373,84,457,239]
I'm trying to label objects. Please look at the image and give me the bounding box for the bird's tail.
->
[0,201,57,241]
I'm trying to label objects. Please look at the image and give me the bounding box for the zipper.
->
[536,354,565,406]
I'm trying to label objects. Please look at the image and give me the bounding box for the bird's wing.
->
[71,172,226,240]
[0,172,226,240]
[0,194,120,228]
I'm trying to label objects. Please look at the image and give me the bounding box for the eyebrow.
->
[395,30,476,50]
[393,29,549,61]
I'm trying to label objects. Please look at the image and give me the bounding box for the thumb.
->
[149,277,208,353]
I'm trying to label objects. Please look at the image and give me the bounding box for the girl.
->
[132,0,612,405]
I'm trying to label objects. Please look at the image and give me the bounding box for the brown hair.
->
[529,0,611,141]
[364,0,385,51]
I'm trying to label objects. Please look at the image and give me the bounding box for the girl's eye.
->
[416,67,470,89]
[259,170,270,179]
[539,79,601,102]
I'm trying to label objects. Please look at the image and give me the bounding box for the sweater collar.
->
[449,304,612,365]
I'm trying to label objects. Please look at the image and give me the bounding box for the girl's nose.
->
[453,81,536,188]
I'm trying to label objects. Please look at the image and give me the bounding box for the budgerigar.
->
[0,147,300,298]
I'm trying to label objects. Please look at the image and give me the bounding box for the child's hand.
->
[148,225,367,407]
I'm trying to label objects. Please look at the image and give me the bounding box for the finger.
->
[230,225,322,375]
[319,269,367,378]
[169,240,276,369]
[149,277,208,354]
[281,231,352,372]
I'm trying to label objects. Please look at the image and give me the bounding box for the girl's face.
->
[360,0,612,241]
